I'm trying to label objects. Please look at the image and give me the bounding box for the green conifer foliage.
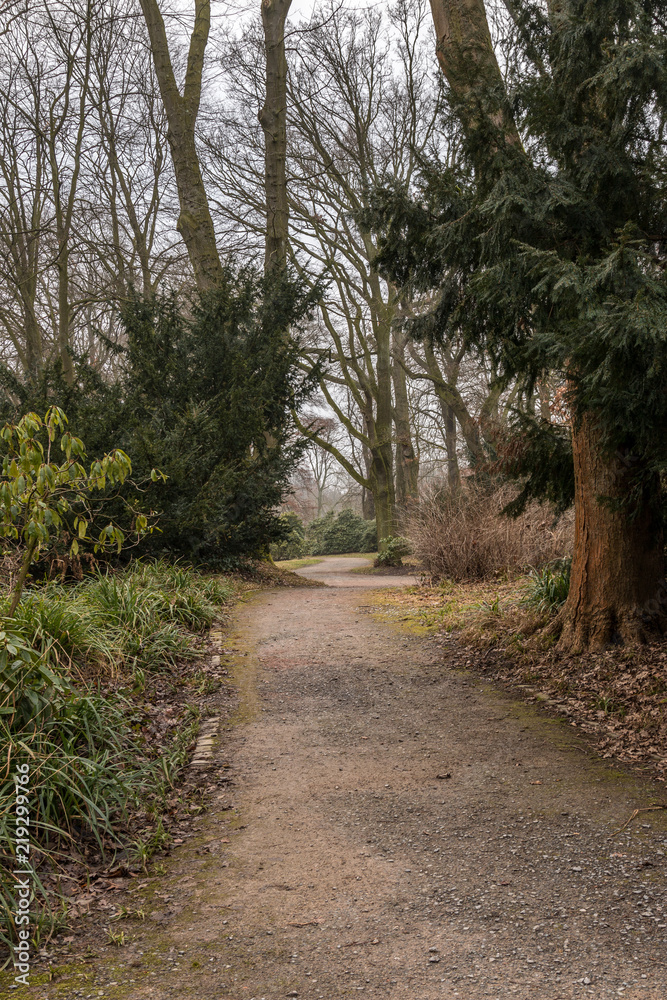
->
[369,0,667,646]
[117,269,320,563]
[0,269,320,565]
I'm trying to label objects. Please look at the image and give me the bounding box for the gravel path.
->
[295,555,419,588]
[32,568,667,1000]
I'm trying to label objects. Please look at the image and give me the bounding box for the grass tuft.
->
[522,558,571,611]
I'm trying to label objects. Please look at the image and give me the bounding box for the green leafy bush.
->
[375,535,411,568]
[307,509,377,555]
[0,691,172,951]
[270,511,307,561]
[0,626,71,731]
[0,561,235,952]
[0,270,320,566]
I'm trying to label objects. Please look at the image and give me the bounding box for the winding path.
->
[35,559,667,999]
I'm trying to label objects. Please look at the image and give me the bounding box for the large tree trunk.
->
[426,0,667,650]
[423,341,484,465]
[369,445,396,543]
[559,417,666,651]
[371,295,397,544]
[427,0,521,150]
[139,0,223,290]
[362,485,376,520]
[260,0,291,272]
[392,328,419,504]
[443,402,460,489]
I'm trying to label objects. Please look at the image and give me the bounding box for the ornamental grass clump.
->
[0,559,235,955]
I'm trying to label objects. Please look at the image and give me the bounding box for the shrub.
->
[0,560,235,952]
[0,270,320,566]
[114,272,320,564]
[407,481,573,581]
[0,690,175,951]
[307,509,377,555]
[270,512,307,561]
[375,535,412,568]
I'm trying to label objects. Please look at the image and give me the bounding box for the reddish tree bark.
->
[426,0,666,649]
[560,417,666,651]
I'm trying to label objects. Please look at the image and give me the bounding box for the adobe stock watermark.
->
[10,762,33,989]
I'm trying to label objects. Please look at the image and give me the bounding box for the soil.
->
[296,555,419,587]
[8,556,667,1000]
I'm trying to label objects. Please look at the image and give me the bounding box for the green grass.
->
[3,561,235,678]
[0,560,236,956]
[522,558,571,611]
[274,557,324,570]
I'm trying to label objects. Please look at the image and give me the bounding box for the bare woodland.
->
[1,0,665,651]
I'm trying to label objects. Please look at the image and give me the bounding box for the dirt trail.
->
[32,561,667,999]
[295,555,419,588]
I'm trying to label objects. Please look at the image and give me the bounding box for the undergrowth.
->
[0,560,235,960]
[522,558,571,611]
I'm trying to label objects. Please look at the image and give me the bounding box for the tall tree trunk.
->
[139,0,223,290]
[362,486,376,520]
[559,417,666,651]
[260,0,291,272]
[427,0,521,150]
[56,246,73,383]
[361,444,376,519]
[443,402,460,488]
[426,0,667,649]
[371,303,396,544]
[423,341,484,464]
[392,329,419,504]
[368,447,395,543]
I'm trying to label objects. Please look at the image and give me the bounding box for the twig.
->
[610,805,667,837]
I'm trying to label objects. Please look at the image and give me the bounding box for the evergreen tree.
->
[0,268,320,565]
[118,269,320,563]
[369,0,667,649]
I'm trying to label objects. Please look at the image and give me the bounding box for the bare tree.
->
[138,0,223,289]
[0,0,180,379]
[211,0,443,540]
[260,0,291,271]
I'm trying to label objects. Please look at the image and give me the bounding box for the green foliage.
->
[0,691,171,950]
[375,535,412,568]
[270,511,307,561]
[4,561,232,677]
[0,407,134,551]
[495,414,575,517]
[0,406,153,608]
[0,626,71,731]
[522,558,572,611]
[368,0,667,516]
[115,269,320,564]
[307,509,377,555]
[0,268,319,566]
[0,561,234,951]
